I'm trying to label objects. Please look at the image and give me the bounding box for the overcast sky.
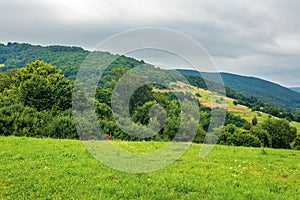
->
[1,0,300,86]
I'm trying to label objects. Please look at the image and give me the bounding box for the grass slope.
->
[164,81,300,133]
[175,80,300,132]
[1,136,299,199]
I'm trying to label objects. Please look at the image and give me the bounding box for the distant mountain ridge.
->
[177,69,300,109]
[289,87,300,93]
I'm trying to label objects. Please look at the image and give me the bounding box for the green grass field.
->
[1,136,299,199]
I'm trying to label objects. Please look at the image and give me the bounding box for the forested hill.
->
[2,42,300,109]
[177,69,300,109]
[1,43,300,149]
[0,42,89,79]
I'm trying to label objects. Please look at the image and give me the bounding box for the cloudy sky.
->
[1,0,300,86]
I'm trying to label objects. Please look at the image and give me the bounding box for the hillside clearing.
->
[159,81,300,133]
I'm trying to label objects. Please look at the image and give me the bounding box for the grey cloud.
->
[0,0,300,86]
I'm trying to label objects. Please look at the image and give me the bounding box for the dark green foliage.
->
[17,61,73,111]
[291,134,300,150]
[261,118,297,149]
[233,100,238,106]
[193,126,206,143]
[0,69,17,93]
[219,124,261,147]
[132,101,158,125]
[251,127,271,147]
[221,72,300,109]
[252,116,258,126]
[225,112,250,128]
[0,103,77,139]
[0,42,89,79]
[195,92,201,97]
[0,61,76,138]
[183,75,207,89]
[229,132,261,147]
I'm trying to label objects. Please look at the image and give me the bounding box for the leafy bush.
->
[219,125,261,147]
[229,131,261,147]
[261,118,297,149]
[251,127,271,147]
[291,135,300,150]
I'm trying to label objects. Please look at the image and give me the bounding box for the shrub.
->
[261,118,297,149]
[291,135,300,150]
[229,131,261,147]
[251,127,272,147]
[252,116,258,126]
[195,92,201,97]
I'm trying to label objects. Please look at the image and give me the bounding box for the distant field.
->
[1,136,299,199]
[0,64,4,68]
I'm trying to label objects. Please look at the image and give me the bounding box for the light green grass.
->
[0,64,4,68]
[229,109,270,123]
[290,121,300,131]
[1,136,299,199]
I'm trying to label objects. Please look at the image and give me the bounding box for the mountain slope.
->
[289,87,300,93]
[177,69,300,109]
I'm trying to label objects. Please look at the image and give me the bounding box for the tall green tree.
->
[17,60,72,111]
[261,118,297,149]
[252,116,258,126]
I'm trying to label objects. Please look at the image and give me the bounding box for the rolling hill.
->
[1,42,299,109]
[1,42,300,111]
[0,42,89,79]
[177,69,300,109]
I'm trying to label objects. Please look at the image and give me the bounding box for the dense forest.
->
[0,42,88,79]
[0,43,299,150]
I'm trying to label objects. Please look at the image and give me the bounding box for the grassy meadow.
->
[1,136,299,199]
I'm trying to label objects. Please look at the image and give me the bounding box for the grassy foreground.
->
[1,136,300,199]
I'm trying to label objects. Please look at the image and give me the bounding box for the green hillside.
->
[1,43,300,150]
[1,42,299,110]
[156,81,300,133]
[177,69,300,109]
[1,136,300,199]
[0,42,89,79]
